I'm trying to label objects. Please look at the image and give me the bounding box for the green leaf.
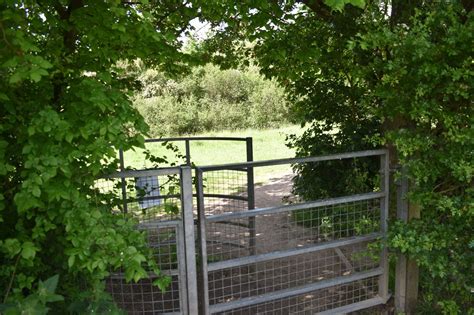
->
[32,186,41,197]
[42,275,59,293]
[350,0,365,9]
[30,68,49,82]
[323,0,346,11]
[67,255,75,268]
[21,242,37,260]
[4,239,21,256]
[153,276,171,293]
[44,294,64,303]
[0,92,10,101]
[9,71,23,84]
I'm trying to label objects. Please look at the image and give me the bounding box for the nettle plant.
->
[0,1,198,312]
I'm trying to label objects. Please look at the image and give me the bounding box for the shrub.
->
[133,64,292,136]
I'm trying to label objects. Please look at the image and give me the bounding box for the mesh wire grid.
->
[201,169,249,215]
[95,174,182,222]
[106,225,182,314]
[204,199,382,308]
[207,241,379,306]
[201,156,386,314]
[97,173,184,314]
[122,141,188,170]
[214,276,380,315]
[97,150,387,314]
[205,199,381,261]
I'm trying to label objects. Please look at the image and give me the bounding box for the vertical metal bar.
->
[378,152,390,301]
[246,137,256,256]
[119,148,128,214]
[176,221,188,315]
[185,140,191,166]
[195,168,210,315]
[180,167,198,314]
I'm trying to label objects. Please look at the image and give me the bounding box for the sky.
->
[179,18,211,45]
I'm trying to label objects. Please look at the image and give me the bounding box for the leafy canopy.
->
[0,0,199,312]
[0,0,370,312]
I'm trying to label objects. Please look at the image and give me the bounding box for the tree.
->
[0,1,340,312]
[197,1,473,312]
[0,1,199,312]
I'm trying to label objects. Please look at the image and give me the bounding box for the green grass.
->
[123,124,305,184]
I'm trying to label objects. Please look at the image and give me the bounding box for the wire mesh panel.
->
[214,276,380,315]
[201,169,249,215]
[196,149,390,314]
[96,171,182,223]
[205,199,381,261]
[106,224,184,314]
[97,169,188,315]
[207,242,379,305]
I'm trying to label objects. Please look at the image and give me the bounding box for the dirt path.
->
[252,171,315,254]
[253,171,295,208]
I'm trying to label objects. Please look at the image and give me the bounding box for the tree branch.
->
[297,0,333,21]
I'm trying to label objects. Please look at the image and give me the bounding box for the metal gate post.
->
[185,140,191,166]
[181,166,199,314]
[378,151,390,301]
[246,137,256,256]
[196,168,210,315]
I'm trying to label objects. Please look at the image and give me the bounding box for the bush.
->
[133,64,292,136]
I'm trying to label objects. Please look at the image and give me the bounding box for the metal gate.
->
[194,149,390,314]
[100,146,390,314]
[98,167,197,314]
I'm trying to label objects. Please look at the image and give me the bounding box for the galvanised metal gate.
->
[100,145,390,314]
[100,137,254,314]
[99,167,197,314]
[194,150,390,314]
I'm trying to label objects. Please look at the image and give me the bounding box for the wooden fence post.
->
[394,166,420,314]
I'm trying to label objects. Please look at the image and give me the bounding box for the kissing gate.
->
[99,137,390,314]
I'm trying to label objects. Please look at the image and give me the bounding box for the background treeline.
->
[133,64,292,136]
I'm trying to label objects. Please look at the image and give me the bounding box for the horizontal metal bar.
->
[203,193,248,201]
[206,192,385,222]
[145,136,248,143]
[207,239,248,249]
[207,233,381,272]
[137,220,181,229]
[109,268,179,279]
[126,192,247,204]
[210,220,250,229]
[101,167,180,179]
[317,295,389,315]
[129,194,181,203]
[204,167,248,172]
[148,240,177,247]
[199,149,387,172]
[209,268,384,313]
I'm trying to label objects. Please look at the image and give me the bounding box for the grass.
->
[123,124,305,184]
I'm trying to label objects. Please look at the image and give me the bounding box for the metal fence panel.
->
[97,168,188,314]
[195,149,390,314]
[100,147,390,314]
